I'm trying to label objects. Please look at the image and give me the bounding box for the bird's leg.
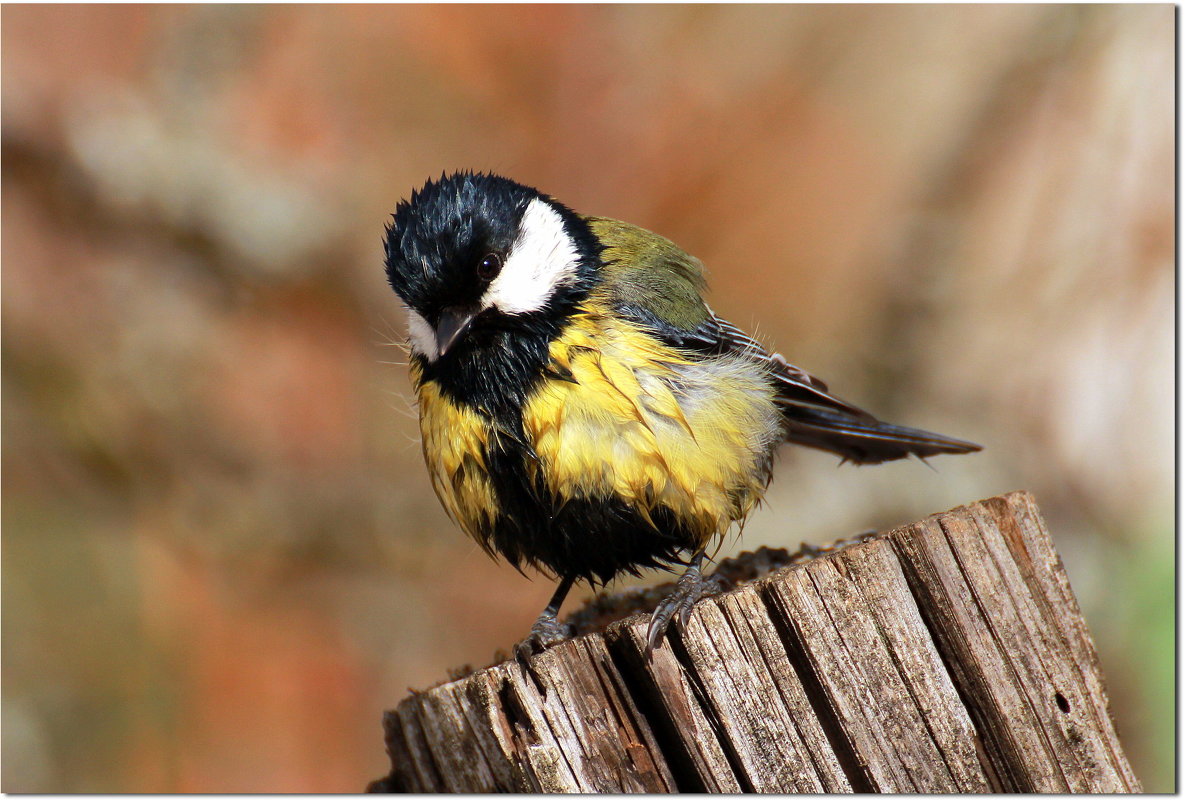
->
[515,574,576,660]
[646,552,724,658]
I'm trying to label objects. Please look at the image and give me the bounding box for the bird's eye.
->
[476,253,502,281]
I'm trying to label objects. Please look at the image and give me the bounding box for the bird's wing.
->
[693,311,983,463]
[584,217,715,339]
[702,312,982,462]
[703,313,876,420]
[585,216,871,418]
[585,217,982,464]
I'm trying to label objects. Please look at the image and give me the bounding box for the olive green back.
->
[586,216,712,332]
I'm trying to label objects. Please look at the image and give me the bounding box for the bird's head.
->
[384,172,598,363]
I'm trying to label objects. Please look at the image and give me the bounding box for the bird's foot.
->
[514,608,573,662]
[645,562,724,658]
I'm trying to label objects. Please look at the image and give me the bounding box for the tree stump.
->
[369,492,1140,793]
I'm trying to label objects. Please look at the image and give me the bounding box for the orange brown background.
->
[2,5,1173,791]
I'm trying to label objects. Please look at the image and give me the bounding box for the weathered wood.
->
[886,494,1140,792]
[378,636,675,792]
[610,585,850,792]
[761,539,988,792]
[372,493,1140,793]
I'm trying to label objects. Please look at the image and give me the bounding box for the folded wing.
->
[709,314,982,464]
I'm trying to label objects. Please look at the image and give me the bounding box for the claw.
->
[677,593,695,629]
[515,575,576,662]
[645,603,675,656]
[645,561,709,659]
[515,609,572,662]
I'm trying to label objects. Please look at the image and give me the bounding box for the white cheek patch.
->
[406,307,437,361]
[481,197,580,315]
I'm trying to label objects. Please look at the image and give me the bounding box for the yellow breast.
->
[413,305,783,553]
[521,308,783,547]
[413,365,500,543]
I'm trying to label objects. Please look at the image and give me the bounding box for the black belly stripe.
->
[477,427,699,584]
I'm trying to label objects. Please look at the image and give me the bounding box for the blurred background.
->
[2,4,1173,792]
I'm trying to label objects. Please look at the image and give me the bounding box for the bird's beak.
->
[435,306,478,357]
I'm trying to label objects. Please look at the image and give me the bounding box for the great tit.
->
[383,171,980,655]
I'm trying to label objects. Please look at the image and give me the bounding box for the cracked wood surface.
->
[372,492,1140,793]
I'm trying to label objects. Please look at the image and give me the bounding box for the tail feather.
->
[781,407,982,465]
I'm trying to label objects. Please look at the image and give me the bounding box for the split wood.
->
[371,491,1140,793]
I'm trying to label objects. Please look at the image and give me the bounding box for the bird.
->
[383,171,981,656]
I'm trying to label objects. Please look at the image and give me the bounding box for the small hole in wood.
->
[1055,692,1070,713]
